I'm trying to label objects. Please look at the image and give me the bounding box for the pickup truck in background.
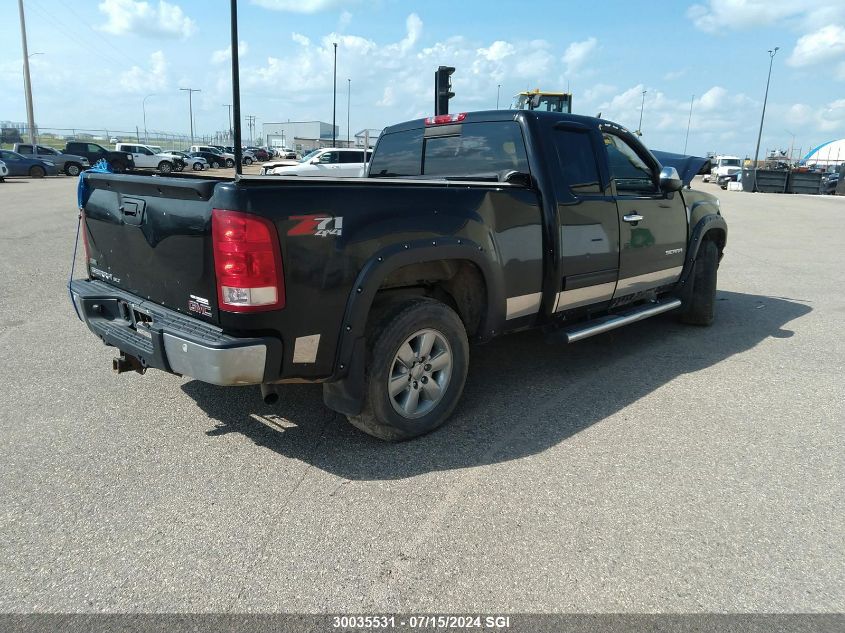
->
[13,143,90,176]
[115,143,183,174]
[71,110,726,441]
[64,141,134,173]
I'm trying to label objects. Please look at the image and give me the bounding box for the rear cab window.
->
[369,121,529,181]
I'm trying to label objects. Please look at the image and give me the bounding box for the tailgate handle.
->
[119,197,146,225]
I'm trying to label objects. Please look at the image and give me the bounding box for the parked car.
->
[0,159,8,181]
[263,148,372,177]
[64,142,134,172]
[115,143,182,174]
[12,143,90,176]
[188,150,226,168]
[0,149,58,178]
[159,150,206,171]
[246,146,270,161]
[190,145,235,168]
[822,172,839,194]
[71,109,726,441]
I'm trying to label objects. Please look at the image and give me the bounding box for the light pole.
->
[683,94,694,155]
[785,129,795,165]
[752,47,779,189]
[223,104,232,143]
[496,84,501,109]
[636,89,647,136]
[332,42,338,147]
[142,94,155,143]
[18,0,36,144]
[180,87,201,146]
[347,78,351,145]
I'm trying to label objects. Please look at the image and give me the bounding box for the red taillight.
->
[212,209,285,312]
[424,112,467,125]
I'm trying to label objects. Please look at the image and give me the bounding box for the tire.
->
[347,298,469,441]
[225,158,234,168]
[192,162,203,171]
[211,160,221,169]
[243,157,253,165]
[679,239,718,326]
[64,163,82,177]
[158,161,173,174]
[29,165,46,178]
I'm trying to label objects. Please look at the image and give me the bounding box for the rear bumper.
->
[71,279,282,385]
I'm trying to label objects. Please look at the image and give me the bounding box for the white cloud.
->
[562,37,597,75]
[97,0,196,39]
[687,0,803,33]
[211,41,249,64]
[663,69,687,81]
[478,41,515,62]
[250,0,357,13]
[376,86,396,107]
[788,25,845,68]
[120,50,168,93]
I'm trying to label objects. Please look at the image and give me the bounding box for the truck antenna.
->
[230,0,243,177]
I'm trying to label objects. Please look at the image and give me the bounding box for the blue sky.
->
[1,0,843,158]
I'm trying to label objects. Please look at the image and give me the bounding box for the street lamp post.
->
[180,87,201,146]
[752,47,779,190]
[332,42,338,147]
[636,89,647,136]
[497,84,501,109]
[683,94,694,155]
[18,0,36,144]
[142,94,155,143]
[223,104,232,143]
[347,78,351,145]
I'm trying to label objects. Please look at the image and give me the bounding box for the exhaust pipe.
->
[260,383,280,405]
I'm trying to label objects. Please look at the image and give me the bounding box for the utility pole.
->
[752,47,779,190]
[18,0,36,144]
[180,87,201,145]
[143,94,155,144]
[636,89,647,136]
[223,104,232,142]
[332,42,338,147]
[496,84,501,109]
[683,94,694,155]
[245,115,256,145]
[347,78,351,145]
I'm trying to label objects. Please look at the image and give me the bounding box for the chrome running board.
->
[555,298,682,344]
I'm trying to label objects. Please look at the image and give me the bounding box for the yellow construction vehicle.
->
[512,89,573,113]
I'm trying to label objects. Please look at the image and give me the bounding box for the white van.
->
[704,155,742,183]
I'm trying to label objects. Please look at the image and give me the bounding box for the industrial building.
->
[802,139,845,167]
[262,121,381,153]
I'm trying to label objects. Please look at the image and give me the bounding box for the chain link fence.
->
[2,125,234,151]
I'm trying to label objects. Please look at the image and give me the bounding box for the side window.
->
[18,145,33,154]
[368,129,423,177]
[318,151,338,163]
[365,151,373,162]
[140,147,154,155]
[37,145,54,154]
[550,129,602,196]
[339,151,364,163]
[87,144,103,154]
[603,132,658,194]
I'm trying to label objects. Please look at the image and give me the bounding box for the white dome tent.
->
[802,139,845,167]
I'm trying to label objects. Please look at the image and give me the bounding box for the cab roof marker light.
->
[424,113,467,126]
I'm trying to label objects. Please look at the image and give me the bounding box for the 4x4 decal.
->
[288,215,343,237]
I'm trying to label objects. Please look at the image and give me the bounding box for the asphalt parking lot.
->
[0,176,842,613]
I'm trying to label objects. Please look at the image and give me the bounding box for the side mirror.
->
[503,170,532,187]
[659,166,683,192]
[310,158,320,164]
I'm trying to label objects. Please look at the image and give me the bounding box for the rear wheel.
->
[679,239,718,326]
[211,160,221,169]
[192,162,203,171]
[158,161,173,174]
[243,157,253,165]
[64,163,82,177]
[29,165,46,178]
[225,158,234,168]
[347,298,469,441]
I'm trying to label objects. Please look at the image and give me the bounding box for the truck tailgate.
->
[82,172,222,324]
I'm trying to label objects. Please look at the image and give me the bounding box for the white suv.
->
[116,143,179,173]
[264,148,371,177]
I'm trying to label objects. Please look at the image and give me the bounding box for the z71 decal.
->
[288,215,344,237]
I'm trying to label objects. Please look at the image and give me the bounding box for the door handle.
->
[623,213,644,223]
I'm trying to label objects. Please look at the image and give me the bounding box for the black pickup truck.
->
[70,110,726,440]
[64,141,134,173]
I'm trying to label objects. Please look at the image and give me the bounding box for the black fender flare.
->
[676,212,727,296]
[322,237,505,417]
